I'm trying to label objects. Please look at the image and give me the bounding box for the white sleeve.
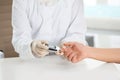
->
[12,0,34,58]
[61,0,87,45]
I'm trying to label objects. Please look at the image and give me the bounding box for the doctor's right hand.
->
[31,40,49,57]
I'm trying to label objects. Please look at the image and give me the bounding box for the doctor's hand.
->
[31,40,49,57]
[61,42,88,63]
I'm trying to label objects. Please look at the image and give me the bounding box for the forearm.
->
[86,47,120,63]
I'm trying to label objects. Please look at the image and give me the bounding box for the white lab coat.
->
[12,0,87,58]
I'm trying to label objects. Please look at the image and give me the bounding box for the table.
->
[0,55,120,80]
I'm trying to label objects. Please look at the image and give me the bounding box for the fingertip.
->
[60,52,64,55]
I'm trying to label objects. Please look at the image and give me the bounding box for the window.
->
[84,0,120,46]
[84,0,120,18]
[84,0,120,6]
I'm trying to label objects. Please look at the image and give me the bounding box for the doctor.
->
[12,0,86,58]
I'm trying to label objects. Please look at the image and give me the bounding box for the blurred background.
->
[0,0,18,57]
[84,0,120,48]
[0,0,120,58]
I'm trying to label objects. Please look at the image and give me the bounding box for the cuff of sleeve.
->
[19,40,36,59]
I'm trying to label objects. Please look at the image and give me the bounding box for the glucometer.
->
[48,45,60,52]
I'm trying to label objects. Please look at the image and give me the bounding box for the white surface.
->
[0,55,120,80]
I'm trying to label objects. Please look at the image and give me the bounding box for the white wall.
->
[84,0,96,6]
[84,0,120,6]
[108,0,120,6]
[97,0,107,4]
[86,17,120,31]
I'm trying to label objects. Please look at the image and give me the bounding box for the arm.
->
[61,0,87,45]
[87,47,120,63]
[62,42,120,63]
[12,0,34,58]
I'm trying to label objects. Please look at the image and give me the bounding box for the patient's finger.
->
[67,53,76,61]
[64,42,74,47]
[71,56,78,63]
[65,49,73,58]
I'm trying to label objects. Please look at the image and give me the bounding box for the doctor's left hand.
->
[31,40,49,57]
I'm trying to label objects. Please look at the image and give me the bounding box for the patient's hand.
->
[61,42,88,63]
